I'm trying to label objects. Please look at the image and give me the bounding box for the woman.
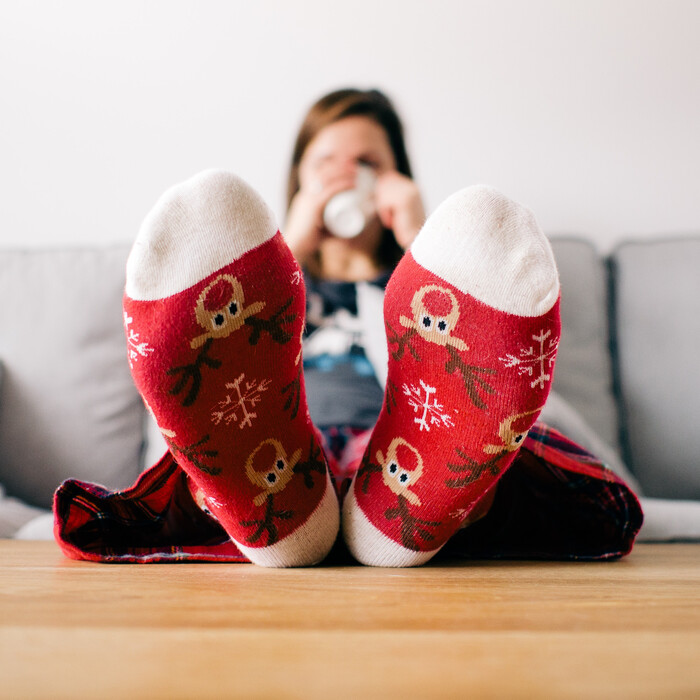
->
[284,89,426,472]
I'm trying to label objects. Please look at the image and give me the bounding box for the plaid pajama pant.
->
[53,422,643,564]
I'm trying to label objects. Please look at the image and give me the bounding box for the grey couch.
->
[1,237,699,540]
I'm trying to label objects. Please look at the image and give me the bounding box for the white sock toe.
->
[410,185,559,317]
[236,474,340,568]
[342,485,440,568]
[126,169,278,301]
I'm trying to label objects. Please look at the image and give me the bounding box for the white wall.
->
[1,0,698,252]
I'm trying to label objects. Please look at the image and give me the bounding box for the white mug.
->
[323,165,377,238]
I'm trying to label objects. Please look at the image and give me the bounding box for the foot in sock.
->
[124,170,339,567]
[342,185,561,566]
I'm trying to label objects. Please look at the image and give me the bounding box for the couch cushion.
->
[548,238,621,455]
[0,248,146,509]
[611,237,700,499]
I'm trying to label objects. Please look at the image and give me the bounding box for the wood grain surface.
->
[1,541,698,699]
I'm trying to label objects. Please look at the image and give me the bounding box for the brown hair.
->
[286,88,413,270]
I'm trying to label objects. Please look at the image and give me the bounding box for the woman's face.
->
[298,115,397,190]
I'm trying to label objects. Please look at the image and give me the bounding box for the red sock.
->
[124,170,338,567]
[342,185,561,566]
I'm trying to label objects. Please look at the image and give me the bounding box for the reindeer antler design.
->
[385,494,441,551]
[167,338,222,407]
[240,494,293,546]
[445,447,504,488]
[281,362,303,419]
[357,452,383,494]
[387,321,420,362]
[165,433,220,476]
[444,345,496,410]
[245,298,295,345]
[294,436,327,489]
[446,408,542,488]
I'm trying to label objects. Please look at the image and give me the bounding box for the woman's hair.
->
[286,88,413,270]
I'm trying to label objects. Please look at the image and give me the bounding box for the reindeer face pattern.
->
[377,437,424,506]
[484,407,542,454]
[245,438,301,506]
[400,285,468,351]
[191,274,266,349]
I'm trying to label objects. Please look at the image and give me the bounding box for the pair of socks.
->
[125,170,560,567]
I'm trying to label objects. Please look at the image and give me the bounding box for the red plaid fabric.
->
[443,423,644,560]
[54,422,642,563]
[54,452,245,563]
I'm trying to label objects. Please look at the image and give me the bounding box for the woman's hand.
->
[374,171,426,250]
[283,170,357,265]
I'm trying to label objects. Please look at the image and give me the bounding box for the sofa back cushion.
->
[549,238,621,455]
[611,238,700,498]
[0,248,146,509]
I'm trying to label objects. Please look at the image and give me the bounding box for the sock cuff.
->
[410,185,560,317]
[126,170,278,301]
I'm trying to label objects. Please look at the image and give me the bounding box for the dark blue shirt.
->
[302,271,390,429]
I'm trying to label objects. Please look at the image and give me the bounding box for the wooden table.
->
[1,541,699,699]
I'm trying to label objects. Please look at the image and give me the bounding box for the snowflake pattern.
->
[211,373,271,429]
[403,380,456,432]
[124,312,154,367]
[499,329,559,390]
